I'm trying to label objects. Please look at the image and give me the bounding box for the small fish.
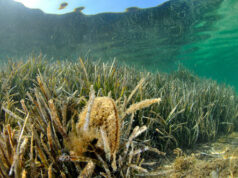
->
[59,2,68,10]
[74,6,85,13]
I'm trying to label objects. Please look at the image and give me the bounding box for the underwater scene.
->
[0,0,238,177]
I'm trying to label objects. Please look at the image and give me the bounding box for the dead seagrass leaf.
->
[79,160,95,178]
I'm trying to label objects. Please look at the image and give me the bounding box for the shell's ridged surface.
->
[76,97,120,155]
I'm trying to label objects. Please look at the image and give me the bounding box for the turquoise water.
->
[178,0,238,91]
[0,0,237,90]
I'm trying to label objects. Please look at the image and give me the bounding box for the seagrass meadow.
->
[0,55,238,177]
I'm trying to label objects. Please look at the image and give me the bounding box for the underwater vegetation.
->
[0,55,237,177]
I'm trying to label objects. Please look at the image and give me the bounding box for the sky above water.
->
[14,0,169,15]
